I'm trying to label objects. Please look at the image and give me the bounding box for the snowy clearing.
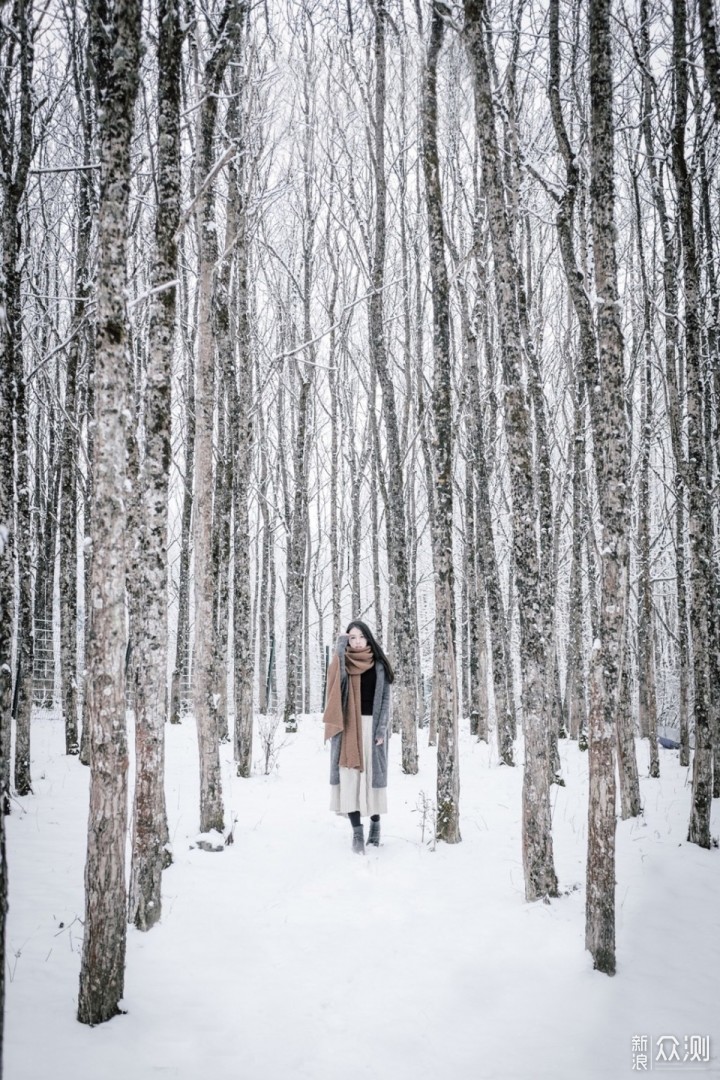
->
[5,714,719,1080]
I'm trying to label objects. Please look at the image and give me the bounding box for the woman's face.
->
[347,626,367,649]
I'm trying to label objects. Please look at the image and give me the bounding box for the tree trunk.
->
[77,0,141,1025]
[219,76,254,778]
[565,368,587,743]
[3,0,35,799]
[0,0,35,1055]
[257,394,271,714]
[422,3,459,842]
[471,230,515,764]
[368,0,418,775]
[698,0,720,119]
[79,326,96,768]
[672,0,714,850]
[585,0,631,975]
[32,412,59,711]
[460,340,488,742]
[171,334,195,724]
[191,0,245,833]
[638,0,690,769]
[465,0,557,896]
[328,343,341,643]
[59,163,91,757]
[283,367,310,734]
[616,624,642,819]
[696,140,720,801]
[127,0,180,931]
[350,443,362,615]
[371,416,383,637]
[630,164,659,779]
[64,3,99,760]
[211,386,231,744]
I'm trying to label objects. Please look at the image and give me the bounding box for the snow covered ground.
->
[5,712,719,1080]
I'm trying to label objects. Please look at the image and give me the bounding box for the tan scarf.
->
[323,645,375,772]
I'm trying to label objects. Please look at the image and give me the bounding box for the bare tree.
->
[59,18,95,757]
[671,0,714,850]
[368,0,418,775]
[214,49,255,777]
[191,0,245,834]
[283,13,318,733]
[583,0,631,975]
[422,2,460,841]
[127,0,181,931]
[77,0,142,1026]
[465,0,558,900]
[170,299,195,724]
[1,0,35,799]
[637,0,690,769]
[630,156,659,781]
[0,0,33,1053]
[698,0,720,119]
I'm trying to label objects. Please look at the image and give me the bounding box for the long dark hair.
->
[346,619,395,683]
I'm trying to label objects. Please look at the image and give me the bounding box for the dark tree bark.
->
[32,411,59,710]
[630,164,659,780]
[350,441,364,615]
[422,2,460,842]
[77,0,113,773]
[471,220,515,763]
[214,61,254,777]
[78,332,96,768]
[170,331,195,724]
[698,0,720,119]
[450,257,488,743]
[191,0,245,833]
[696,138,720,801]
[59,141,93,758]
[367,0,418,775]
[285,17,319,730]
[1,0,35,799]
[257,393,272,714]
[585,0,631,976]
[370,412,383,637]
[465,0,557,899]
[565,366,587,744]
[0,0,35,1055]
[616,622,642,819]
[548,0,596,754]
[127,0,180,931]
[231,261,254,774]
[672,0,714,850]
[328,312,341,645]
[638,0,690,769]
[277,282,310,730]
[212,388,232,743]
[284,369,311,733]
[77,0,141,1026]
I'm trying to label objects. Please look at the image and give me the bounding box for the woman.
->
[323,620,394,854]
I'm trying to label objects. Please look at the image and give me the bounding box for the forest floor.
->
[5,710,720,1080]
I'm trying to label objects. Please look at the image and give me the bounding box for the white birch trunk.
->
[190,0,246,832]
[128,0,180,930]
[465,0,557,896]
[77,0,141,1025]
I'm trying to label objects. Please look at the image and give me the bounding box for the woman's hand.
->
[375,736,384,746]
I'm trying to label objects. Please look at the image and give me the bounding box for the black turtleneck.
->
[360,662,376,715]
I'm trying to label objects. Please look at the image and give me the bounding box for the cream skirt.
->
[330,713,388,816]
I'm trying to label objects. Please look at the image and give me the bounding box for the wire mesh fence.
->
[32,618,55,708]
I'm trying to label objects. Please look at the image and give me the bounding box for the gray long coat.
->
[328,634,392,789]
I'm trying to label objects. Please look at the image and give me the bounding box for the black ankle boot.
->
[352,825,365,854]
[367,818,380,846]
